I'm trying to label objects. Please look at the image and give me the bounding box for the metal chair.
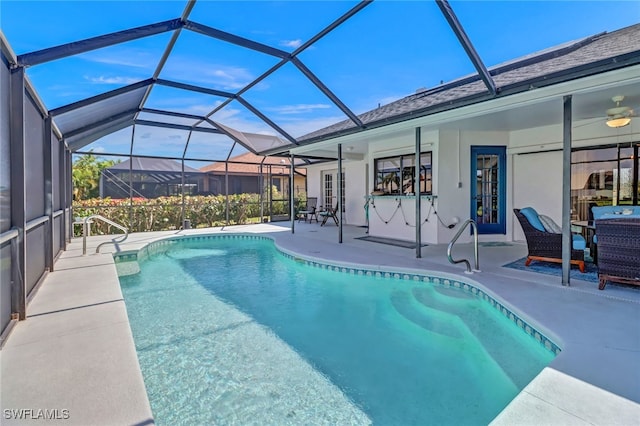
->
[319,203,339,226]
[298,197,318,223]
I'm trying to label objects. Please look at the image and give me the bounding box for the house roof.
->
[292,23,640,147]
[200,152,306,176]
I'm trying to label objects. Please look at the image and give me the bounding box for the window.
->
[571,143,639,221]
[323,173,333,208]
[374,152,432,195]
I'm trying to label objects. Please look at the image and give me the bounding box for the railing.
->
[82,215,129,255]
[0,227,19,245]
[447,219,480,274]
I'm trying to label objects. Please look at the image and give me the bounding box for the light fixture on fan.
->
[606,116,631,128]
[606,95,632,128]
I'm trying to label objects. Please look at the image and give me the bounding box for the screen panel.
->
[24,94,45,221]
[0,243,11,333]
[25,224,46,296]
[0,53,11,233]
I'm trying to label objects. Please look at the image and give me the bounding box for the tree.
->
[72,153,118,200]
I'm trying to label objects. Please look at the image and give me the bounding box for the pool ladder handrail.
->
[82,214,129,255]
[447,219,480,274]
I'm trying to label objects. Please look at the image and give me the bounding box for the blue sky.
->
[2,0,639,162]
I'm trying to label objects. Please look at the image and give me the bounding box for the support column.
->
[290,154,295,234]
[415,127,422,258]
[337,144,343,244]
[66,150,72,242]
[268,165,273,222]
[44,116,54,271]
[128,126,135,230]
[259,160,265,222]
[180,131,192,228]
[59,141,67,250]
[562,95,572,286]
[9,66,26,320]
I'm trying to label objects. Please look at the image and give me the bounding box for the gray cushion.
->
[538,214,562,234]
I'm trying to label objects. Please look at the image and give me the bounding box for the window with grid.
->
[324,173,333,209]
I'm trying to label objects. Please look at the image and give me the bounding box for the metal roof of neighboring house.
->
[107,157,201,173]
[200,152,307,176]
[294,23,640,147]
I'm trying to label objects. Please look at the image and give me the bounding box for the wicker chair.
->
[514,208,585,272]
[594,218,640,290]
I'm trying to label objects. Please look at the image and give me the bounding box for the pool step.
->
[412,287,550,388]
[390,289,518,392]
[389,291,464,340]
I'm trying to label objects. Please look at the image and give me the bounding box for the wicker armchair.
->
[514,208,585,272]
[594,218,640,290]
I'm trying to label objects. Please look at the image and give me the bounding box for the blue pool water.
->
[119,237,555,425]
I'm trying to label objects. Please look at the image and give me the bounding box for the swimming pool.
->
[118,235,557,425]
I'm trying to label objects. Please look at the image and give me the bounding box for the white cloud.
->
[281,39,302,49]
[85,75,140,85]
[163,57,256,91]
[82,49,157,70]
[266,103,332,115]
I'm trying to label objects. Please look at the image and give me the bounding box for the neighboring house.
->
[100,157,204,199]
[199,152,306,198]
[289,23,640,244]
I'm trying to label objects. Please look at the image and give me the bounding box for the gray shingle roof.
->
[297,23,640,144]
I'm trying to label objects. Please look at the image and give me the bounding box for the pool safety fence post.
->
[338,144,343,244]
[415,127,422,258]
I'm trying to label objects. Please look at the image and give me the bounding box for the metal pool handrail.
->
[82,215,129,255]
[447,218,480,274]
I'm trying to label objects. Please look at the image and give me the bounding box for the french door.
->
[471,146,506,234]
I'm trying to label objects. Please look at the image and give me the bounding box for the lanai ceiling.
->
[2,0,639,164]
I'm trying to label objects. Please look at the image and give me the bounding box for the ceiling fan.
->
[604,95,635,128]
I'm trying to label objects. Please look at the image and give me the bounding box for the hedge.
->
[72,193,304,235]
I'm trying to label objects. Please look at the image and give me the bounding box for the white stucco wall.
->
[300,113,639,244]
[302,159,367,226]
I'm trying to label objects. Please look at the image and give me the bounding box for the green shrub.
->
[72,194,276,235]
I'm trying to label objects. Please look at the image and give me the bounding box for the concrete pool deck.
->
[1,222,639,425]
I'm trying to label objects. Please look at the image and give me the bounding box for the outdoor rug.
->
[503,257,598,283]
[355,235,428,249]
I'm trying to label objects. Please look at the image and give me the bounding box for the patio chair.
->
[298,197,318,223]
[319,203,339,226]
[514,208,586,272]
[594,218,640,290]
